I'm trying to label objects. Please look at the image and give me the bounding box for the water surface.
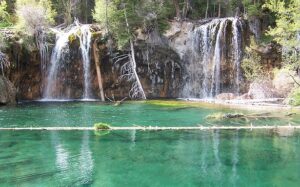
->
[1,101,300,186]
[0,130,300,186]
[0,100,299,127]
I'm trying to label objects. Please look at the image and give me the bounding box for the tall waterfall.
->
[78,25,92,99]
[43,21,93,100]
[36,30,49,79]
[183,18,245,98]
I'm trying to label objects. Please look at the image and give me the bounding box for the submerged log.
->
[206,112,294,120]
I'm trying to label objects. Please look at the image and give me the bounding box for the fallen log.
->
[0,125,299,131]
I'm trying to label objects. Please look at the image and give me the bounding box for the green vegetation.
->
[206,113,245,120]
[287,88,300,106]
[242,37,264,81]
[94,123,111,130]
[264,0,300,69]
[93,0,173,49]
[0,1,12,28]
[15,0,56,35]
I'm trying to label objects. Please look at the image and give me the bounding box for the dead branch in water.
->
[206,112,295,121]
[105,94,127,106]
[114,97,128,106]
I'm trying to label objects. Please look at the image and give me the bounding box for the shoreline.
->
[178,98,300,111]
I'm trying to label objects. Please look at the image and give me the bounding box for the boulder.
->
[236,93,252,100]
[215,93,236,100]
[0,76,16,105]
[248,79,279,99]
[272,69,298,97]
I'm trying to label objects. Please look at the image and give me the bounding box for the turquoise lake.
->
[1,101,300,186]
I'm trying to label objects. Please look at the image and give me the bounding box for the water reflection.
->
[79,131,93,184]
[51,132,69,171]
[212,130,222,181]
[200,132,208,175]
[1,130,300,186]
[78,105,94,184]
[231,131,239,186]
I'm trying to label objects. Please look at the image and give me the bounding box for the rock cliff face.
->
[2,18,283,101]
[5,35,182,100]
[94,43,182,99]
[0,76,16,105]
[165,18,251,98]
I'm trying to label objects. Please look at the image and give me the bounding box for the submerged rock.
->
[0,76,16,105]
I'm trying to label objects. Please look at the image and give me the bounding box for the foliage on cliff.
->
[93,0,173,49]
[15,0,56,35]
[242,37,264,81]
[0,1,12,28]
[264,0,300,69]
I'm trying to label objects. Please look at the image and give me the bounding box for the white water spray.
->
[184,18,245,98]
[43,21,93,100]
[77,24,92,99]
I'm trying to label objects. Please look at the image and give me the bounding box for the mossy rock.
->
[94,123,111,130]
[206,113,245,120]
[94,130,110,137]
[68,33,77,43]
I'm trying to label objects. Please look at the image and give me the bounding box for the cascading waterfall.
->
[77,24,92,99]
[211,20,228,96]
[43,26,78,100]
[36,30,49,78]
[232,19,243,94]
[43,21,93,100]
[184,17,245,98]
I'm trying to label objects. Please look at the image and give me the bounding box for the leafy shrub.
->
[15,0,56,35]
[0,1,12,28]
[287,88,300,106]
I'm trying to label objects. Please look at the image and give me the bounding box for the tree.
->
[264,0,300,68]
[15,0,56,35]
[173,0,181,19]
[0,1,12,28]
[94,0,147,99]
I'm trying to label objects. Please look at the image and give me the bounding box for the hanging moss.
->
[68,34,77,43]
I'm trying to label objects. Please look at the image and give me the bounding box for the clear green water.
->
[0,101,299,127]
[1,101,300,186]
[1,130,300,186]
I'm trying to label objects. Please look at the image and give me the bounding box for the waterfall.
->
[43,21,93,100]
[36,30,49,79]
[183,18,245,98]
[43,26,78,100]
[77,25,92,99]
[232,19,243,94]
[211,20,228,96]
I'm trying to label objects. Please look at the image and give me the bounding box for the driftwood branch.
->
[288,72,300,87]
